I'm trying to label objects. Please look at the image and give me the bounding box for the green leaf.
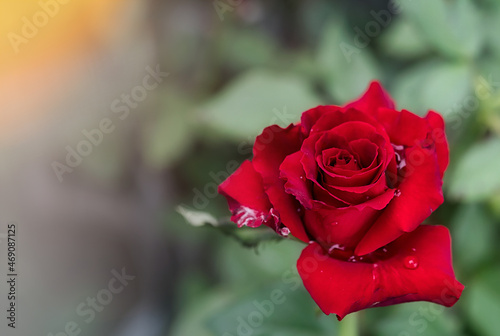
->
[176,205,219,227]
[215,28,278,71]
[486,10,500,56]
[391,60,472,117]
[176,206,284,248]
[201,70,321,140]
[372,302,463,336]
[448,137,500,201]
[378,18,430,59]
[402,0,483,60]
[170,289,235,336]
[205,281,337,336]
[143,89,194,168]
[217,239,303,283]
[451,204,496,270]
[316,17,381,102]
[464,267,500,336]
[488,192,500,219]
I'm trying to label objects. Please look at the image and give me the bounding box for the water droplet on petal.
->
[280,227,290,237]
[328,243,345,253]
[404,256,419,270]
[398,158,407,169]
[394,189,402,197]
[392,144,404,151]
[411,248,416,252]
[300,176,304,180]
[331,221,339,226]
[382,247,388,253]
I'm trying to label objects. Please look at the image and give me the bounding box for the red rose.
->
[218,82,463,319]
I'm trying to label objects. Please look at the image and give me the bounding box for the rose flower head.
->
[218,81,463,320]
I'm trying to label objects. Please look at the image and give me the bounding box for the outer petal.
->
[280,151,315,209]
[355,145,444,256]
[218,160,274,228]
[300,105,342,135]
[374,108,429,147]
[425,110,449,177]
[253,124,310,242]
[345,81,395,116]
[303,206,380,251]
[297,225,463,320]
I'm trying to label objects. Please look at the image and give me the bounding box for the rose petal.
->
[253,124,310,242]
[320,139,379,178]
[425,110,449,177]
[297,225,463,320]
[312,183,353,208]
[345,81,395,116]
[323,174,388,205]
[280,151,314,208]
[300,105,342,135]
[321,153,382,187]
[301,132,346,187]
[304,206,380,250]
[355,145,444,256]
[375,108,429,147]
[218,160,274,228]
[280,151,350,209]
[322,148,358,170]
[320,141,383,191]
[348,139,378,168]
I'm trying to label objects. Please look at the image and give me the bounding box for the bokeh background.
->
[1,0,500,335]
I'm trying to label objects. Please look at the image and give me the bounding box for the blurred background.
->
[0,0,500,335]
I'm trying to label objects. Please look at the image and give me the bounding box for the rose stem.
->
[338,313,359,336]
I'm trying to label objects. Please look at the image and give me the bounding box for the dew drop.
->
[382,247,388,253]
[394,189,402,197]
[392,144,404,151]
[404,256,419,270]
[411,248,416,252]
[280,227,290,237]
[300,176,304,180]
[398,158,407,169]
[330,221,339,226]
[328,243,345,253]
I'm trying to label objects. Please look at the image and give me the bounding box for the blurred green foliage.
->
[159,0,500,335]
